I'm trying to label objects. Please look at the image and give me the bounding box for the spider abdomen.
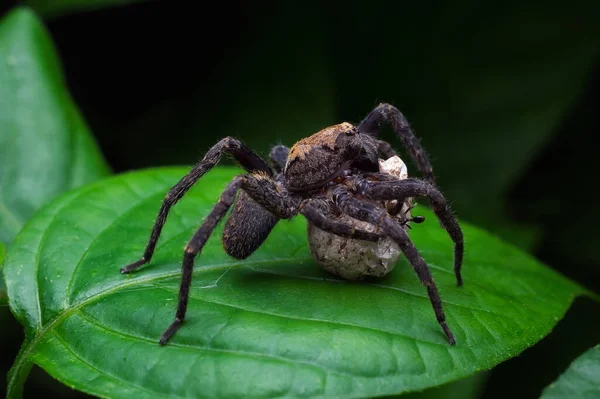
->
[222,191,279,259]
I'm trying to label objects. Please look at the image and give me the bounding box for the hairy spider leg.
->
[355,177,464,287]
[160,173,297,345]
[332,185,456,345]
[300,199,383,242]
[358,103,436,184]
[120,137,273,274]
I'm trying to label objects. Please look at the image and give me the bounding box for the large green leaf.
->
[4,167,590,398]
[540,344,600,399]
[0,6,111,294]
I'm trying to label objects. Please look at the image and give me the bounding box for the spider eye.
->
[344,126,358,136]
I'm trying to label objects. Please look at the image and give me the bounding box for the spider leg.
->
[377,140,399,160]
[160,174,297,345]
[300,199,382,242]
[355,177,464,287]
[332,185,456,345]
[121,137,272,274]
[358,103,435,184]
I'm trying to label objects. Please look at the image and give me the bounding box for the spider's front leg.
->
[120,137,272,274]
[354,177,464,286]
[160,173,297,345]
[299,199,382,242]
[332,185,456,345]
[358,103,435,184]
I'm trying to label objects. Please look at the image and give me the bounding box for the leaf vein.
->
[76,311,339,379]
[151,283,450,347]
[64,180,166,306]
[52,330,175,398]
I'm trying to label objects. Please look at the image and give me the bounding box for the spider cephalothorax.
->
[121,103,464,346]
[284,122,380,191]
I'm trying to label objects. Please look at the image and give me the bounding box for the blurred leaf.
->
[540,344,600,399]
[5,166,591,398]
[0,6,111,290]
[24,0,149,18]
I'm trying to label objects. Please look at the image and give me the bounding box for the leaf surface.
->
[540,344,600,399]
[4,167,589,398]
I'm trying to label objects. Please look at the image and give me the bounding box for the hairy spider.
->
[121,103,464,346]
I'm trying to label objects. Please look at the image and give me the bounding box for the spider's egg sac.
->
[307,156,412,280]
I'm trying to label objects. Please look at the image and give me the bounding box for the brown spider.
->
[121,103,464,346]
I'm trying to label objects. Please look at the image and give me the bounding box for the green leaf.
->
[4,166,590,398]
[0,9,110,244]
[540,344,600,399]
[24,0,149,18]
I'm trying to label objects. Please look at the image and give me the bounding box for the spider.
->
[120,103,464,346]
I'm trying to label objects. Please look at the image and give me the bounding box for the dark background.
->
[1,0,599,398]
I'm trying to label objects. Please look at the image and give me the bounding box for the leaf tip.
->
[1,5,42,28]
